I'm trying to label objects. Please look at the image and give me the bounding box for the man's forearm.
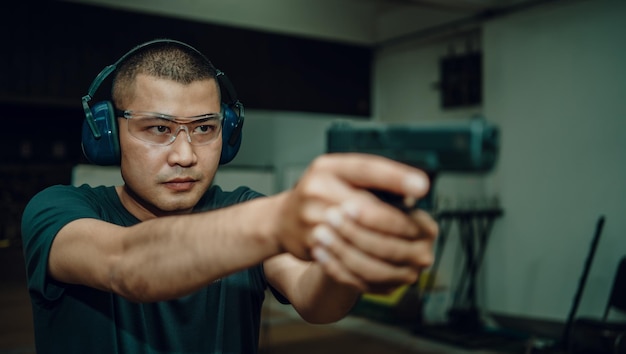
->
[110,195,282,302]
[265,255,361,324]
[293,263,361,324]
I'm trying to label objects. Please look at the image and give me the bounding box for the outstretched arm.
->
[48,153,437,308]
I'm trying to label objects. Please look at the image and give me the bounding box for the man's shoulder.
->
[25,184,119,222]
[38,183,112,193]
[33,184,114,202]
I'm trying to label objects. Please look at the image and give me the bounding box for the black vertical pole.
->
[560,215,606,351]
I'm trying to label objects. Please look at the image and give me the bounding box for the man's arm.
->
[49,195,284,302]
[264,255,361,324]
[50,153,437,307]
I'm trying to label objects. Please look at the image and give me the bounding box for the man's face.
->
[117,74,222,220]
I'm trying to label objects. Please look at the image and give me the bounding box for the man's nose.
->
[167,126,197,166]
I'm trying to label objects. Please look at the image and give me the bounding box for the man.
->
[21,39,438,353]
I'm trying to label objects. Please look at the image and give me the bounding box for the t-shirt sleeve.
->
[21,185,102,302]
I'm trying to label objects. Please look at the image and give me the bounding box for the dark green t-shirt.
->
[21,184,272,354]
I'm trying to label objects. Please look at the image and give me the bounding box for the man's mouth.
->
[163,178,197,192]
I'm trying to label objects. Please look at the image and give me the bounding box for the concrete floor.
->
[0,246,507,354]
[259,295,507,354]
[1,247,36,354]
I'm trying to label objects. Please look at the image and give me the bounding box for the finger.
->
[326,200,421,238]
[311,246,367,291]
[297,175,422,236]
[327,209,436,268]
[310,225,420,285]
[295,172,376,224]
[332,202,439,241]
[310,153,430,198]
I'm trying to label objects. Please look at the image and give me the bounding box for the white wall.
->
[482,0,626,321]
[374,0,626,323]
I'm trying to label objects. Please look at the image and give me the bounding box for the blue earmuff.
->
[81,39,244,166]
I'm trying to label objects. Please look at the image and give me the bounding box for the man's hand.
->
[274,153,439,294]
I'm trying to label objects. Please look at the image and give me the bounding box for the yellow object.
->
[361,284,409,306]
[360,271,437,307]
[417,271,435,290]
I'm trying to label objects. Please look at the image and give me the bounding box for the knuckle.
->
[367,236,404,263]
[301,204,322,224]
[392,243,413,263]
[427,221,440,239]
[309,155,334,173]
[411,249,434,268]
[419,253,435,268]
[405,270,420,284]
[299,177,326,199]
[385,240,412,264]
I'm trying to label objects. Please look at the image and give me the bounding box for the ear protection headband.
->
[81,39,244,166]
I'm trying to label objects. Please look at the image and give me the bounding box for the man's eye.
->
[149,126,170,135]
[195,124,217,134]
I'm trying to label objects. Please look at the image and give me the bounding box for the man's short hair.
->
[111,42,219,108]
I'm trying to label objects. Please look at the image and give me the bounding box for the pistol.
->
[326,117,500,211]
